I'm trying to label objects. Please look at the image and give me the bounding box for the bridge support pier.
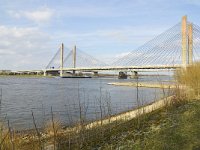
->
[93,71,98,76]
[43,70,47,76]
[72,70,76,75]
[118,71,127,79]
[131,71,138,79]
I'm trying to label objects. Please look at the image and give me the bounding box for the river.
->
[0,76,173,130]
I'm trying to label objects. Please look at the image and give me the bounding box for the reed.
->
[175,62,200,99]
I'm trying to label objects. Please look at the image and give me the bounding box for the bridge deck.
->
[45,65,182,72]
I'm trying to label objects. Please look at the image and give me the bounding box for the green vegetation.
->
[88,99,200,150]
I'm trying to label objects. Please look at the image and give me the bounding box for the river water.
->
[0,76,173,130]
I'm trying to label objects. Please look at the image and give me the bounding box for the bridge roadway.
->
[13,65,182,75]
[45,65,182,72]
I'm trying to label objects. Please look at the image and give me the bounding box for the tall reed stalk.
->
[175,62,200,99]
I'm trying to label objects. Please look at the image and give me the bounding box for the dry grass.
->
[45,119,61,137]
[175,62,200,99]
[0,123,22,150]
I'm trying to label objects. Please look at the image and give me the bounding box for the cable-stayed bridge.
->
[18,16,200,76]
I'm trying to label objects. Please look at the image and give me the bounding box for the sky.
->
[0,0,200,70]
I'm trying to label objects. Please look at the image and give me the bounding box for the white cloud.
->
[23,7,54,23]
[0,25,53,70]
[8,7,54,24]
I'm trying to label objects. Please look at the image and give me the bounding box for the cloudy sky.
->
[0,0,200,70]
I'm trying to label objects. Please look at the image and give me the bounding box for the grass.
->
[54,99,200,150]
[103,99,200,150]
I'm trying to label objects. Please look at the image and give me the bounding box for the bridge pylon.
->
[188,23,193,65]
[60,43,64,77]
[181,16,193,67]
[73,45,76,74]
[182,16,187,67]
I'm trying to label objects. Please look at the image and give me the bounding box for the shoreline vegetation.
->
[0,74,49,78]
[1,63,200,149]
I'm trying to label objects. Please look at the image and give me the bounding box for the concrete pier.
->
[118,71,127,79]
[43,70,47,76]
[131,71,138,78]
[93,71,98,76]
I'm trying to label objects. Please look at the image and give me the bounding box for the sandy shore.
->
[108,82,176,89]
[85,95,174,129]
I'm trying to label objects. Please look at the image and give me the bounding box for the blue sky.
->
[0,0,200,70]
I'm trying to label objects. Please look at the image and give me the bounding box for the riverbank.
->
[0,95,174,149]
[108,82,176,89]
[1,94,199,149]
[0,74,50,78]
[85,95,174,129]
[8,95,200,150]
[76,98,200,149]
